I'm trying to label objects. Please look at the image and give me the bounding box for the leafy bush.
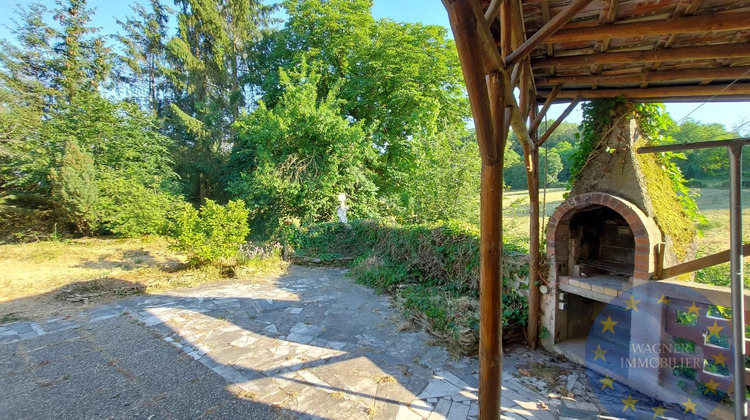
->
[96,173,185,237]
[292,219,530,353]
[173,199,250,265]
[227,66,380,238]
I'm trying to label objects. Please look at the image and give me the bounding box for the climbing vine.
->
[635,103,707,226]
[568,97,629,184]
[569,97,705,227]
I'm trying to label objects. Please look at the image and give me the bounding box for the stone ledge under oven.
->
[559,275,631,305]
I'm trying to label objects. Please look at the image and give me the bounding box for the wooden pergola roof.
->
[442,1,749,418]
[486,0,750,103]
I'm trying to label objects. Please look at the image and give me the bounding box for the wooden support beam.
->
[533,44,750,69]
[505,0,596,67]
[530,85,561,134]
[468,0,506,72]
[541,0,554,58]
[605,0,618,23]
[488,71,507,159]
[478,149,504,420]
[536,66,750,87]
[661,243,750,279]
[638,138,750,153]
[536,96,581,146]
[499,0,512,60]
[485,0,502,24]
[545,12,750,44]
[538,82,750,100]
[520,63,530,120]
[445,3,507,419]
[450,0,498,165]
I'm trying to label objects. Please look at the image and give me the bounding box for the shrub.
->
[292,219,530,353]
[96,172,185,237]
[173,199,250,265]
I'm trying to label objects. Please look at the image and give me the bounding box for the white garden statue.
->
[336,193,349,223]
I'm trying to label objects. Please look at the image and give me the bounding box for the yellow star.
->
[622,394,638,412]
[600,316,618,334]
[625,295,641,311]
[657,294,670,305]
[682,398,697,414]
[600,375,615,390]
[703,378,720,395]
[651,404,667,419]
[713,352,728,367]
[592,344,608,361]
[687,302,701,315]
[707,320,725,339]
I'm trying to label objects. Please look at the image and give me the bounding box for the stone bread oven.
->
[540,103,697,365]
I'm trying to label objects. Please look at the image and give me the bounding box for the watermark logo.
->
[584,282,736,418]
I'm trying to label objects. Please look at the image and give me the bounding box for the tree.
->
[253,0,471,200]
[227,67,379,236]
[394,133,481,224]
[49,139,98,233]
[114,0,172,112]
[551,141,576,183]
[53,0,111,102]
[664,119,736,181]
[164,0,272,204]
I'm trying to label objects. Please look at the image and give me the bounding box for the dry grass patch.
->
[374,374,396,384]
[0,236,287,323]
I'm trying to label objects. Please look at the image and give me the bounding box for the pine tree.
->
[49,139,98,233]
[53,0,111,103]
[164,0,272,203]
[114,0,172,112]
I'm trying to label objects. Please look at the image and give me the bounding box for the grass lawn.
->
[0,236,286,324]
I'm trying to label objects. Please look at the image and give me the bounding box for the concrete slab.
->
[0,265,679,419]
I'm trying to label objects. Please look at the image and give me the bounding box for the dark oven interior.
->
[568,206,634,279]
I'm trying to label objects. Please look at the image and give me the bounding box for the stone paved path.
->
[1,266,604,419]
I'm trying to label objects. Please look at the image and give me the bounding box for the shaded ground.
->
[0,316,280,419]
[1,265,611,419]
[3,265,717,419]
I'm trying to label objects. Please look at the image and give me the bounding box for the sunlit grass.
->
[0,236,287,324]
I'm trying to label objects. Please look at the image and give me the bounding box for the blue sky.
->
[1,0,747,134]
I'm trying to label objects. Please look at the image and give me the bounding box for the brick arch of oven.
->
[546,192,662,280]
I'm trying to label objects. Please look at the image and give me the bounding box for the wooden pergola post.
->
[446,2,507,417]
[443,0,584,417]
[442,0,750,417]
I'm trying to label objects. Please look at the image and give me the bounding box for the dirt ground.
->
[0,236,286,324]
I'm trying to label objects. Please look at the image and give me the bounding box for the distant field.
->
[502,187,750,257]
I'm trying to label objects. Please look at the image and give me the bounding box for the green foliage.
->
[254,0,471,209]
[392,134,481,224]
[635,103,707,227]
[96,172,185,236]
[288,222,373,261]
[173,199,251,265]
[49,140,98,233]
[568,99,627,185]
[0,3,183,238]
[162,0,273,203]
[228,66,379,237]
[293,219,530,352]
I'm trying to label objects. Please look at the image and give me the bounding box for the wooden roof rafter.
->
[519,0,750,102]
[443,2,750,420]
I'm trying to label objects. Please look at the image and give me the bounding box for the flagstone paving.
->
[1,265,622,419]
